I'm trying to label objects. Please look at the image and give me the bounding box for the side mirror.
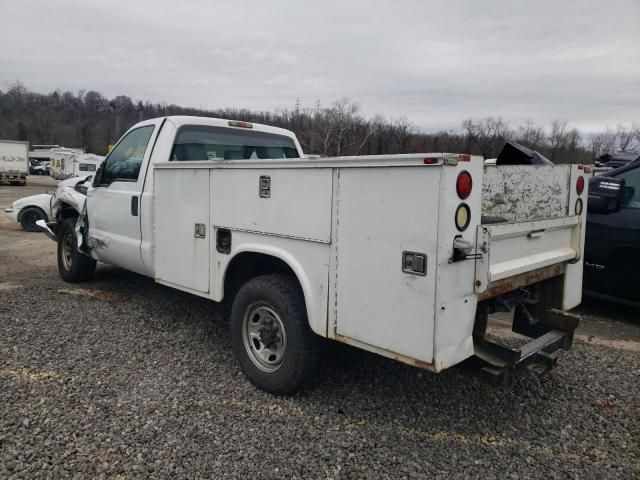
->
[92,160,106,187]
[587,176,625,214]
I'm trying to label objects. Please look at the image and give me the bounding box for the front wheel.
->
[230,274,320,395]
[57,217,96,282]
[20,207,46,232]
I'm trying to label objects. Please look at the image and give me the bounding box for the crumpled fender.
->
[50,176,91,255]
[50,175,91,218]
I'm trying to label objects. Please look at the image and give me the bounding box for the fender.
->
[216,242,328,337]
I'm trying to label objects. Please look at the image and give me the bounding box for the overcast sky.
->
[1,0,638,132]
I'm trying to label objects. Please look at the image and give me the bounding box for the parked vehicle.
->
[5,191,53,231]
[28,144,60,176]
[38,116,592,394]
[29,158,50,175]
[29,144,60,161]
[584,162,640,302]
[0,140,29,186]
[49,148,104,180]
[4,176,90,231]
[592,152,640,175]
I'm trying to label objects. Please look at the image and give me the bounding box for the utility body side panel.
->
[331,166,439,363]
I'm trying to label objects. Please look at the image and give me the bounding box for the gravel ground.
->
[1,181,639,479]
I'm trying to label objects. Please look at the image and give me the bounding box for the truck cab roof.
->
[162,116,299,142]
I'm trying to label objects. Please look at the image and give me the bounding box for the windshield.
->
[170,125,299,161]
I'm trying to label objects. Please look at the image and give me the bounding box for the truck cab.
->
[82,116,303,276]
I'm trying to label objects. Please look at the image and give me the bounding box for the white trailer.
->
[41,116,598,394]
[0,140,29,186]
[49,148,104,180]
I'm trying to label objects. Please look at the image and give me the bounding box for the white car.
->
[5,191,53,231]
[4,176,91,232]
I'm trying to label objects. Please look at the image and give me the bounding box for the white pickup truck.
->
[40,116,593,394]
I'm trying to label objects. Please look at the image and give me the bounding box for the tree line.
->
[0,83,638,163]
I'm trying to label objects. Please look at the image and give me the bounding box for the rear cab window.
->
[170,125,300,161]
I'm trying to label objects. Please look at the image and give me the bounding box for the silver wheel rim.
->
[62,231,74,270]
[242,303,287,373]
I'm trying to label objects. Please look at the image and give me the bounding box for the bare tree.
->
[463,117,512,158]
[515,119,545,149]
[0,82,630,162]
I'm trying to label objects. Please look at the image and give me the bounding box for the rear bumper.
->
[0,172,27,184]
[473,308,579,386]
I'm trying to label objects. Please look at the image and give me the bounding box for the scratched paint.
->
[482,165,570,222]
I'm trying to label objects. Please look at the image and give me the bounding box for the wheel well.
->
[55,202,79,223]
[224,252,298,302]
[18,206,48,223]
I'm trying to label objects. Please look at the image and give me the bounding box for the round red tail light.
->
[576,176,584,195]
[456,171,473,199]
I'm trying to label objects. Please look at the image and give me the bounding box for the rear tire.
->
[230,274,320,395]
[57,217,96,282]
[19,207,46,232]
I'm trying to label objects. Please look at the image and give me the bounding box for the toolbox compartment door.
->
[154,168,211,293]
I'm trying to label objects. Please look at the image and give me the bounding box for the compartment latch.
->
[402,251,427,276]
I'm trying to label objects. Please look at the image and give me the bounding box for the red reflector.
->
[576,176,584,195]
[423,157,438,164]
[456,171,472,199]
[577,164,584,170]
[458,154,471,162]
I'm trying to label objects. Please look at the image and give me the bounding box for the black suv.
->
[584,159,640,301]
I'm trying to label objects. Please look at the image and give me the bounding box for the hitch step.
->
[475,329,573,387]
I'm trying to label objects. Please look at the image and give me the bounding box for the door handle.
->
[131,196,139,216]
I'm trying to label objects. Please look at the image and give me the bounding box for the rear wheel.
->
[230,274,320,395]
[57,217,96,282]
[19,207,46,232]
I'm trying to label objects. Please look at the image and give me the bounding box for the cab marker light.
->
[444,155,459,166]
[228,120,253,128]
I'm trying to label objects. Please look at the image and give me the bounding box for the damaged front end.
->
[37,175,92,246]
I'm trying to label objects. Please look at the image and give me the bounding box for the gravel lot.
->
[1,178,639,479]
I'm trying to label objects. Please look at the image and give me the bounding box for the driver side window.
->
[101,126,154,185]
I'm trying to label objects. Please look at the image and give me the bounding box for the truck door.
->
[87,119,162,275]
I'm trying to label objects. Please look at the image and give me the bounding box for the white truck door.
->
[87,120,162,275]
